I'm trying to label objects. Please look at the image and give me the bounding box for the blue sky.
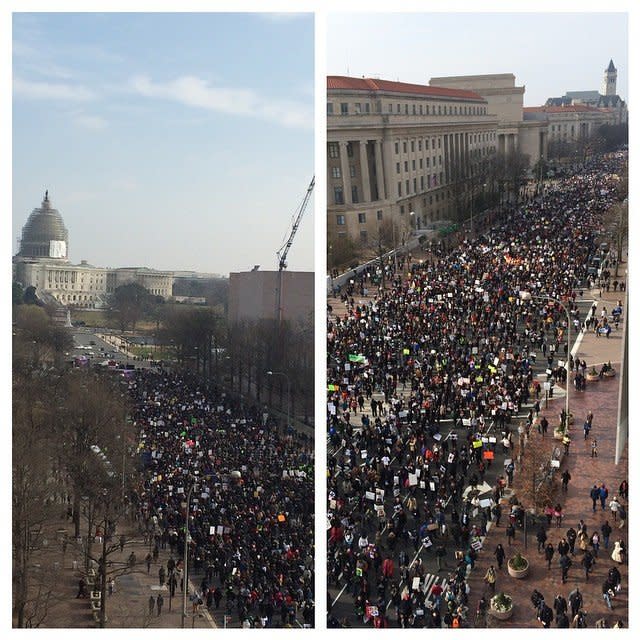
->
[12,12,314,275]
[327,12,628,107]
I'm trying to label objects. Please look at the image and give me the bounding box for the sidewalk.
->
[29,516,216,628]
[466,285,628,628]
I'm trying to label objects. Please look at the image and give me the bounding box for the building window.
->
[406,179,410,193]
[340,103,348,115]
[412,160,416,170]
[328,142,339,158]
[419,105,423,115]
[358,212,367,224]
[334,187,344,205]
[395,142,399,154]
[405,104,409,114]
[398,182,402,197]
[377,210,383,220]
[404,161,409,172]
[418,140,422,151]
[419,158,423,169]
[411,140,415,152]
[331,166,341,179]
[327,102,334,115]
[420,176,424,190]
[388,103,393,113]
[352,185,359,203]
[360,230,368,243]
[347,143,353,157]
[397,103,401,113]
[403,142,407,153]
[350,165,356,178]
[365,103,370,113]
[354,103,361,114]
[412,104,416,115]
[400,205,405,214]
[396,162,401,174]
[413,177,417,192]
[336,214,345,225]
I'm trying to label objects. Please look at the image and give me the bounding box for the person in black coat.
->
[553,594,567,617]
[494,543,506,570]
[536,526,547,553]
[538,602,554,628]
[544,542,555,569]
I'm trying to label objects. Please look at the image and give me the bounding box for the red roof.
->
[327,76,485,101]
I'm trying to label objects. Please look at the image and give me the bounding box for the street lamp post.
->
[267,370,291,432]
[520,292,571,428]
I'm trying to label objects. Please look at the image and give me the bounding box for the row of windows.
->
[398,173,444,197]
[328,101,488,117]
[397,156,442,174]
[336,192,449,227]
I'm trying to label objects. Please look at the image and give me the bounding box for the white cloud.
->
[74,114,108,130]
[13,77,95,101]
[129,74,312,130]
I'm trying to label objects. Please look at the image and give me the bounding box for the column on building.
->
[359,140,371,202]
[339,141,353,204]
[374,139,385,200]
[382,137,394,203]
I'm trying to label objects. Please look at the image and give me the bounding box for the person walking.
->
[601,520,612,550]
[599,483,609,510]
[602,580,614,610]
[494,543,506,570]
[590,531,600,558]
[611,540,625,564]
[591,439,598,458]
[618,480,628,500]
[536,526,547,553]
[156,593,164,616]
[557,537,569,558]
[568,587,582,619]
[589,485,599,513]
[561,470,571,492]
[559,553,571,584]
[148,595,155,616]
[609,495,620,521]
[581,550,595,581]
[566,527,577,555]
[484,565,497,594]
[617,503,626,529]
[506,523,515,546]
[544,542,555,570]
[553,594,567,619]
[145,552,153,574]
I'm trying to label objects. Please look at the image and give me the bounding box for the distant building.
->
[13,192,174,307]
[545,59,627,125]
[228,270,313,326]
[327,75,498,246]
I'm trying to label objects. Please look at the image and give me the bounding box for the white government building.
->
[13,192,174,308]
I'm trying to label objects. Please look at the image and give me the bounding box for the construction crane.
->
[277,176,315,271]
[275,176,314,324]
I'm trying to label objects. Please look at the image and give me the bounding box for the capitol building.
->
[13,192,174,308]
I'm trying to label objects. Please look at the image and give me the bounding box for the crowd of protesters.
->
[327,151,627,628]
[127,369,314,628]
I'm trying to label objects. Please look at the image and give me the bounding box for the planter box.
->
[603,370,616,378]
[507,559,529,579]
[553,429,565,440]
[489,605,514,620]
[586,374,599,382]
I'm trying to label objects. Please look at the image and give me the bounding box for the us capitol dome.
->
[18,190,69,260]
[14,191,174,308]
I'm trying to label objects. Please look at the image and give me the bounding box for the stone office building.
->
[14,192,174,307]
[327,76,498,247]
